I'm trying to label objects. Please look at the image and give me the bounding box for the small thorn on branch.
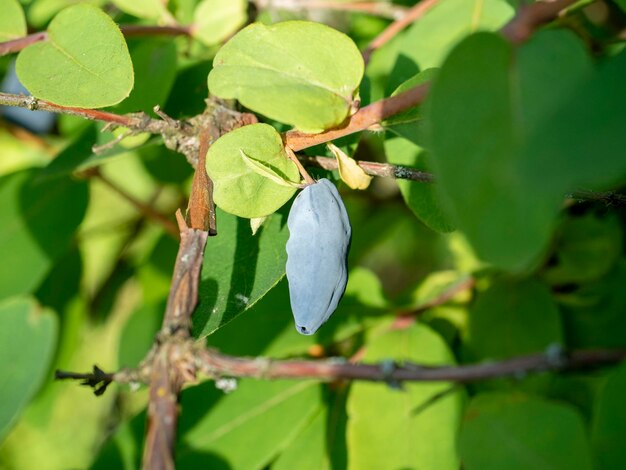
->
[55,366,114,396]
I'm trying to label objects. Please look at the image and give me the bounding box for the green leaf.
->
[426,30,593,271]
[206,279,316,357]
[543,213,623,285]
[177,380,321,469]
[0,0,26,41]
[347,323,463,470]
[383,70,454,233]
[205,123,299,218]
[208,21,363,133]
[387,0,513,91]
[0,297,57,441]
[273,407,328,470]
[110,0,167,19]
[522,48,626,191]
[0,169,89,299]
[384,136,455,233]
[464,278,563,361]
[240,150,301,188]
[112,38,177,115]
[192,0,247,46]
[460,393,593,470]
[16,4,134,108]
[592,362,626,470]
[403,270,471,310]
[384,68,438,143]
[195,206,290,337]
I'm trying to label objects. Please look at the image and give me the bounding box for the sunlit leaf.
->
[0,0,26,41]
[16,4,134,108]
[347,323,463,470]
[205,123,299,218]
[460,393,593,470]
[192,0,247,46]
[208,21,363,133]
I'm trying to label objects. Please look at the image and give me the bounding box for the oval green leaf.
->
[0,297,57,441]
[460,393,593,470]
[347,323,463,470]
[192,0,247,46]
[195,206,291,337]
[178,380,321,469]
[208,21,364,133]
[16,4,134,108]
[426,31,592,271]
[206,123,300,218]
[0,0,26,41]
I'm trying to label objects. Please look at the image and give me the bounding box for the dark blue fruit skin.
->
[286,178,351,335]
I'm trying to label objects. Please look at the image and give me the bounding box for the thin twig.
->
[197,347,625,383]
[59,347,626,389]
[255,0,408,19]
[120,24,192,38]
[501,0,576,44]
[362,0,440,64]
[90,169,179,238]
[0,92,152,127]
[0,32,47,56]
[286,146,316,185]
[302,155,435,182]
[0,25,191,57]
[284,82,430,151]
[415,276,476,312]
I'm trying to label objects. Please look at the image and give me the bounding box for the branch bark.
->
[60,347,626,389]
[142,212,208,470]
[197,347,626,383]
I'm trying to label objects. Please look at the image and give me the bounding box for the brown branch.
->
[253,0,408,19]
[187,124,217,233]
[501,0,576,44]
[59,347,626,390]
[284,82,430,151]
[197,347,625,383]
[0,92,148,126]
[0,25,191,57]
[302,155,435,182]
[415,276,476,313]
[142,212,208,470]
[363,0,440,64]
[0,32,47,56]
[120,24,192,38]
[89,168,179,238]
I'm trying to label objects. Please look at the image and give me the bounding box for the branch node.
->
[55,365,114,396]
[26,95,39,111]
[545,343,568,370]
[379,360,403,390]
[154,105,181,129]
